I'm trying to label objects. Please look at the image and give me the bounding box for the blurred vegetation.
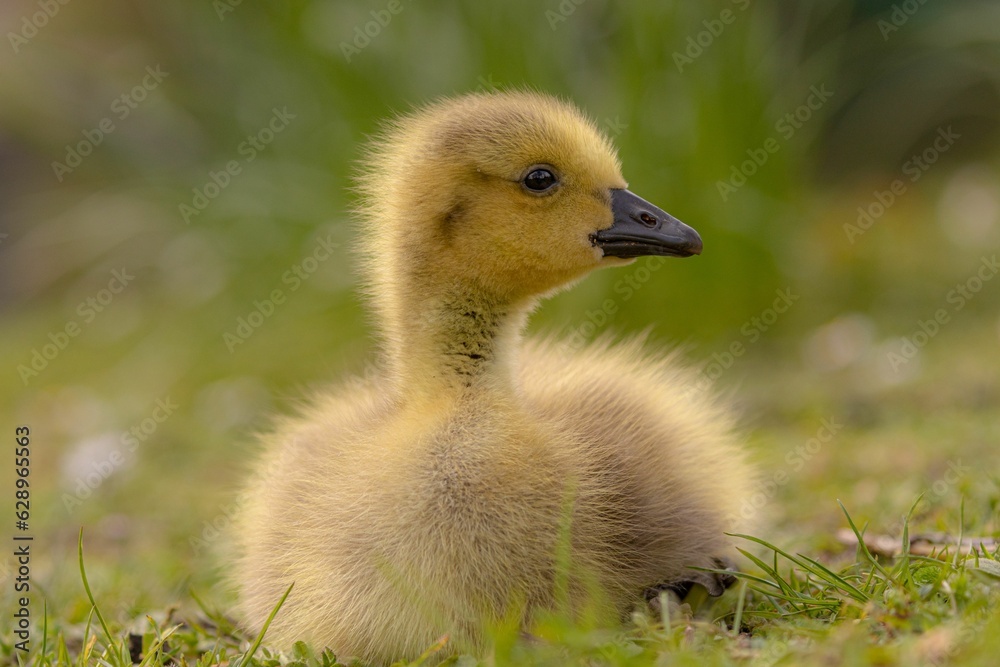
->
[1,0,999,665]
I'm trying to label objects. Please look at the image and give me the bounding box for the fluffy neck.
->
[381,279,533,398]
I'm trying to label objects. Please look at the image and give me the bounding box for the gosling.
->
[234,90,754,664]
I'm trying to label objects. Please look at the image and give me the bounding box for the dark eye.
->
[523,168,558,193]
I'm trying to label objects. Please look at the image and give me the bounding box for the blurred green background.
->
[1,0,998,632]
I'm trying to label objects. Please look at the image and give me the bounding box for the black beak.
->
[592,189,703,259]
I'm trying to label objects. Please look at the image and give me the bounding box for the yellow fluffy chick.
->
[234,91,754,664]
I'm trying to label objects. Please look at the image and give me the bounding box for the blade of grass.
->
[860,562,880,597]
[78,528,123,667]
[659,590,671,636]
[79,633,97,667]
[794,554,870,603]
[78,595,95,667]
[41,598,49,667]
[188,587,216,620]
[56,634,70,667]
[752,605,839,619]
[909,554,958,571]
[897,493,924,587]
[731,580,747,636]
[137,623,182,667]
[732,546,796,597]
[723,570,785,591]
[409,634,450,666]
[837,501,892,579]
[744,586,840,610]
[733,533,868,602]
[189,587,236,636]
[953,497,966,570]
[236,582,293,667]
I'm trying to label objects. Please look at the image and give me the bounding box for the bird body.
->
[234,91,754,664]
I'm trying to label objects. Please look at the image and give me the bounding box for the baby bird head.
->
[357,91,702,306]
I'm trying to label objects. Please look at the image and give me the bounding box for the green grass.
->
[11,498,998,666]
[3,273,999,667]
[6,341,999,667]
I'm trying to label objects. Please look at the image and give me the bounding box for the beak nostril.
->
[602,189,701,258]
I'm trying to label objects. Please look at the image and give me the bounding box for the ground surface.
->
[2,315,998,666]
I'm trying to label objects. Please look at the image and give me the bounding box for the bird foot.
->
[644,556,738,602]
